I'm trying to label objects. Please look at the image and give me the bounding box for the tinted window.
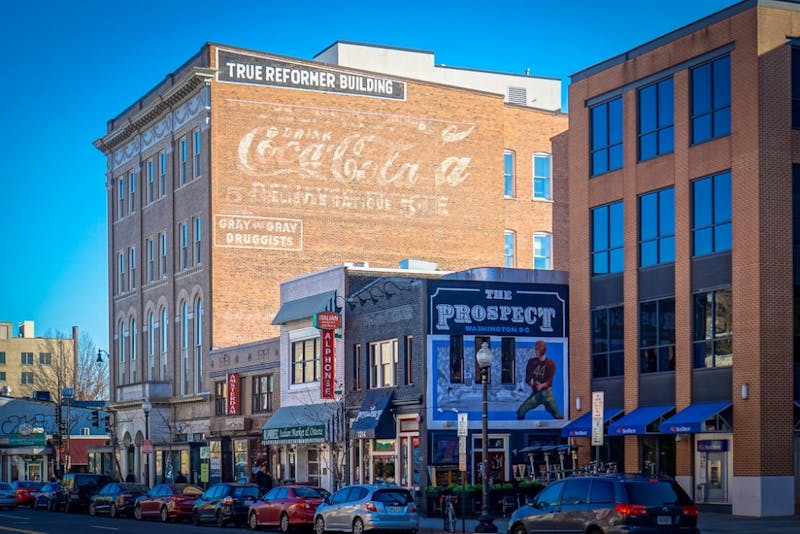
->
[331,488,350,504]
[295,487,323,498]
[561,479,591,505]
[348,487,369,502]
[535,481,564,506]
[624,481,691,506]
[275,488,288,499]
[372,490,412,505]
[590,480,615,503]
[265,488,280,500]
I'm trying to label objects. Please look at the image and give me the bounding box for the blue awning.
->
[350,389,394,439]
[659,401,732,434]
[272,291,337,325]
[608,405,673,436]
[560,407,624,438]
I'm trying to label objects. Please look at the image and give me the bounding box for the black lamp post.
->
[97,348,110,363]
[142,398,151,487]
[475,342,497,533]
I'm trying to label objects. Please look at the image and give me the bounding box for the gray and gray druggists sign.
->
[217,49,406,100]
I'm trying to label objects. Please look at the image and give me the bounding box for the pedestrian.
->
[175,471,188,483]
[125,470,136,482]
[255,464,273,495]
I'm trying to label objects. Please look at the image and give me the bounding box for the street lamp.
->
[97,349,110,363]
[475,342,496,533]
[142,398,151,487]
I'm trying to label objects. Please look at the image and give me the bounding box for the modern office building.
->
[565,0,799,516]
[93,42,567,484]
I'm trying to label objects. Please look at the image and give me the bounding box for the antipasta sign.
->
[217,49,406,100]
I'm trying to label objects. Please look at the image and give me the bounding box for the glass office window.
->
[592,201,624,275]
[591,97,623,176]
[692,171,732,256]
[639,187,675,267]
[638,77,674,160]
[691,55,731,144]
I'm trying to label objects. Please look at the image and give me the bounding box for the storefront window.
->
[234,439,249,483]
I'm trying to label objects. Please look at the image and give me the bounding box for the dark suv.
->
[507,474,699,534]
[61,473,110,513]
[191,482,260,527]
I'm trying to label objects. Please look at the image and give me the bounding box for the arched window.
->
[160,307,168,381]
[130,318,137,383]
[148,312,155,381]
[118,320,126,385]
[195,297,204,393]
[181,301,189,395]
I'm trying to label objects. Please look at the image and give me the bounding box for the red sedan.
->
[133,483,203,522]
[248,485,326,532]
[10,481,43,508]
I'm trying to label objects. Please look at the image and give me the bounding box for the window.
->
[591,306,624,378]
[195,297,203,393]
[214,380,227,416]
[0,372,5,381]
[693,289,732,368]
[194,217,202,265]
[639,298,676,373]
[405,336,413,385]
[180,223,188,270]
[638,77,674,160]
[354,344,362,391]
[0,352,5,364]
[692,171,731,256]
[146,238,155,283]
[639,187,675,267]
[533,152,552,200]
[130,318,137,383]
[449,335,464,383]
[193,129,201,178]
[503,150,515,197]
[500,338,515,384]
[160,307,168,380]
[591,97,623,176]
[146,159,154,204]
[533,232,552,270]
[21,352,34,365]
[370,339,398,387]
[592,201,624,275]
[691,55,731,144]
[180,136,188,185]
[148,312,155,381]
[159,232,167,277]
[118,321,126,384]
[181,301,189,395]
[292,338,320,384]
[252,374,274,413]
[504,231,516,268]
[793,46,800,129]
[129,247,137,289]
[39,352,51,365]
[159,150,167,197]
[21,372,33,385]
[128,169,136,213]
[118,251,125,293]
[117,177,125,219]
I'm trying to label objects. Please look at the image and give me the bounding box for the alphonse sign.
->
[321,329,336,399]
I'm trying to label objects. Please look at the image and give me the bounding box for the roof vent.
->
[507,86,527,105]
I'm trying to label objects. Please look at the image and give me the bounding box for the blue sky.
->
[0,0,739,349]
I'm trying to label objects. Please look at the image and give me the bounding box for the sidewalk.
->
[418,511,800,534]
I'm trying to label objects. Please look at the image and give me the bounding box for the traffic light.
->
[91,410,99,427]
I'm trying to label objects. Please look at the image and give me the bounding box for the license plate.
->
[657,515,672,525]
[388,506,403,513]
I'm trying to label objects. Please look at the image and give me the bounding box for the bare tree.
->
[34,330,109,402]
[75,332,109,400]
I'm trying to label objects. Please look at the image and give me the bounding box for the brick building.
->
[93,42,567,485]
[565,0,799,516]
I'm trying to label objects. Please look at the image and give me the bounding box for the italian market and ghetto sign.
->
[217,49,406,100]
[262,424,325,444]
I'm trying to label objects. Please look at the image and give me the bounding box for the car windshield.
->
[233,486,260,498]
[121,484,148,493]
[295,487,323,498]
[372,490,412,505]
[623,481,691,506]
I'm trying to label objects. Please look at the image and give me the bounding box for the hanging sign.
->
[227,373,240,415]
[321,329,336,399]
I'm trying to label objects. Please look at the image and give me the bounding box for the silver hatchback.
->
[314,485,418,534]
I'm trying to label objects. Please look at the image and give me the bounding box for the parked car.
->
[507,473,699,534]
[134,483,203,522]
[313,484,418,534]
[192,482,260,527]
[61,473,110,513]
[89,482,148,517]
[0,482,18,510]
[10,480,43,507]
[248,485,326,532]
[33,482,62,510]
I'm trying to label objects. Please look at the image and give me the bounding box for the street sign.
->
[62,387,74,399]
[591,391,604,446]
[457,413,468,437]
[141,439,153,453]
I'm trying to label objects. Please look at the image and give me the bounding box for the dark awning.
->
[271,291,337,325]
[560,407,624,438]
[608,405,673,436]
[261,403,334,444]
[350,389,395,439]
[659,401,732,434]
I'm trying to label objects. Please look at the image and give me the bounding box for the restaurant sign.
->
[262,424,325,444]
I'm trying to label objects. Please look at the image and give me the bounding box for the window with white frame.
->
[193,129,201,179]
[146,238,154,283]
[118,252,125,294]
[503,150,515,197]
[130,318,137,383]
[533,232,552,269]
[194,216,202,265]
[292,337,320,384]
[533,153,552,200]
[180,137,188,185]
[129,247,136,290]
[195,297,203,393]
[159,150,167,197]
[129,169,136,213]
[180,223,188,270]
[370,339,398,388]
[160,307,168,380]
[117,177,125,220]
[146,159,154,204]
[504,230,516,268]
[39,352,51,365]
[148,312,155,380]
[160,232,167,277]
[118,321,126,385]
[181,301,189,395]
[21,372,33,385]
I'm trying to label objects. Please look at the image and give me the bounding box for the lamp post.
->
[97,348,110,364]
[142,399,151,487]
[475,342,496,533]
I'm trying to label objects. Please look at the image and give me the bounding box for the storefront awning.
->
[271,291,337,325]
[608,405,673,436]
[659,401,732,434]
[261,403,334,444]
[560,407,623,438]
[350,389,394,439]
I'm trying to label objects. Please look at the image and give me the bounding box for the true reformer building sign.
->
[217,49,406,100]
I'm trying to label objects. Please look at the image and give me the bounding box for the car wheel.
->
[134,505,143,520]
[160,506,170,523]
[47,499,55,512]
[192,510,201,526]
[512,525,527,534]
[248,511,259,530]
[89,503,97,517]
[216,510,226,528]
[110,504,118,518]
[65,498,73,514]
[314,517,326,534]
[280,512,290,533]
[352,518,364,534]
